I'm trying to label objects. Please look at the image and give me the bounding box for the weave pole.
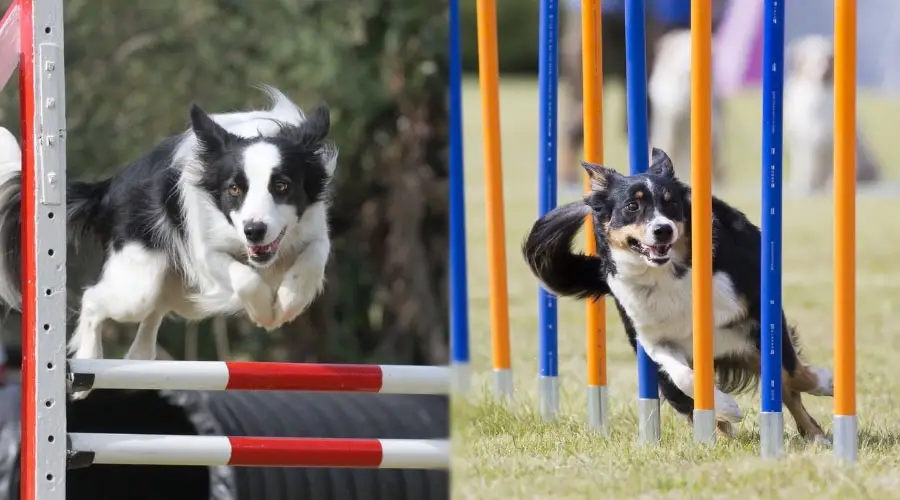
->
[623,0,660,444]
[20,0,69,497]
[759,0,786,459]
[68,359,450,394]
[475,0,513,399]
[833,0,858,464]
[68,434,450,470]
[690,0,716,445]
[448,0,471,394]
[580,0,608,433]
[537,0,560,420]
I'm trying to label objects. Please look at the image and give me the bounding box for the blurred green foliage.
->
[0,0,449,365]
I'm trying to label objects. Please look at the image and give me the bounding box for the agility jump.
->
[11,0,450,498]
[450,0,858,462]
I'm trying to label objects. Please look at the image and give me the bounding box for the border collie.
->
[648,29,727,186]
[785,34,881,194]
[0,86,336,398]
[522,148,833,442]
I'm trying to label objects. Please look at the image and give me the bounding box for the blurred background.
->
[0,0,450,371]
[457,0,900,176]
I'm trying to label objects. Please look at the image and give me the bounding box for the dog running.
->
[522,148,833,442]
[0,86,336,399]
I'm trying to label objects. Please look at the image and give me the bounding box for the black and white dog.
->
[523,148,833,442]
[0,86,336,393]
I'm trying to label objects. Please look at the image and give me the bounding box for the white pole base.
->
[693,408,716,445]
[451,362,470,395]
[587,385,609,435]
[638,398,661,444]
[833,414,858,464]
[492,368,513,400]
[760,411,784,459]
[538,375,558,421]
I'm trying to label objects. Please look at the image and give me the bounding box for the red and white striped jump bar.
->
[68,433,449,469]
[67,359,450,395]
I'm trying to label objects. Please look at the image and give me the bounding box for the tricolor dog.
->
[522,148,833,442]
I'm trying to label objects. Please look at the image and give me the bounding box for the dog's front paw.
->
[714,389,743,423]
[229,263,276,329]
[272,277,322,330]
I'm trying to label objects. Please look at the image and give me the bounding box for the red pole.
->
[18,0,37,498]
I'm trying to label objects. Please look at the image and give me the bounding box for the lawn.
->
[451,77,900,499]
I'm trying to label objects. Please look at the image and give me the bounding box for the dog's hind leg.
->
[782,372,829,445]
[780,322,833,398]
[69,245,167,400]
[124,310,166,360]
[778,322,832,443]
[68,244,168,361]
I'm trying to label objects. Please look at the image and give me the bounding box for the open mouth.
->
[247,228,287,265]
[627,237,672,265]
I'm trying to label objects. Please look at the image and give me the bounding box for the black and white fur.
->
[523,148,833,441]
[0,86,336,398]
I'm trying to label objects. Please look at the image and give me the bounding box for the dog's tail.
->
[521,200,609,300]
[0,129,110,312]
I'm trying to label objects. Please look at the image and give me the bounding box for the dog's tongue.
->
[249,240,279,256]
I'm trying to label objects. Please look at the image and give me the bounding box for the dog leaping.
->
[0,86,336,393]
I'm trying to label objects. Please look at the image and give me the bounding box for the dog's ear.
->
[581,161,620,192]
[298,103,336,177]
[190,104,236,158]
[304,102,331,143]
[648,147,675,179]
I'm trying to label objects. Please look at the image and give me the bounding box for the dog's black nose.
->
[652,224,674,243]
[243,221,268,244]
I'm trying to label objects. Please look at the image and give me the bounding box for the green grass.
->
[451,77,900,499]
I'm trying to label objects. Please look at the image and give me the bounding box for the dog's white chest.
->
[607,267,750,358]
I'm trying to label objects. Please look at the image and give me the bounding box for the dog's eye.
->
[624,201,640,212]
[229,184,242,197]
